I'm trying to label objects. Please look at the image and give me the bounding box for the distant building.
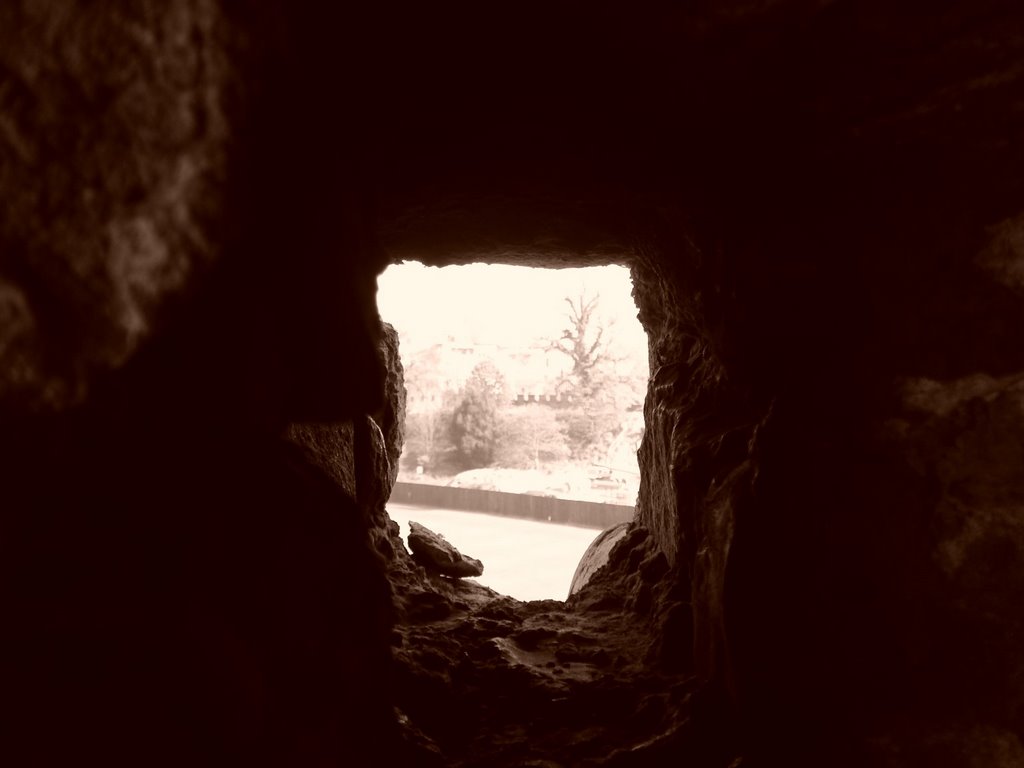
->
[403,334,572,413]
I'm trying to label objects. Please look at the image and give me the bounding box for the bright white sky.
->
[376,262,646,355]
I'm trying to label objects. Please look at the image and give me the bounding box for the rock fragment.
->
[568,521,631,597]
[407,521,484,578]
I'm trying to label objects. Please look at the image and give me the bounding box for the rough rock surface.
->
[0,1,230,414]
[567,522,630,597]
[408,521,485,578]
[0,4,398,765]
[286,420,357,496]
[387,521,732,768]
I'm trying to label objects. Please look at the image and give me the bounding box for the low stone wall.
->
[389,482,635,530]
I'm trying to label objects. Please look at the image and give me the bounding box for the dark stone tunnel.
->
[2,1,1023,765]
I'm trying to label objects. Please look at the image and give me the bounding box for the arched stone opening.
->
[368,254,709,766]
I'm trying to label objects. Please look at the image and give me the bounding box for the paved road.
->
[385,502,602,602]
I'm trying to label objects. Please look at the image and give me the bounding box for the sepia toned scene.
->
[379,263,648,600]
[2,3,1023,767]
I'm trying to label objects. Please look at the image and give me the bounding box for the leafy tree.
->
[494,404,570,469]
[402,403,456,473]
[555,407,606,462]
[448,360,505,469]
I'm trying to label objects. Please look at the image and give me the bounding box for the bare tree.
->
[548,289,646,462]
[550,290,620,396]
[495,404,570,469]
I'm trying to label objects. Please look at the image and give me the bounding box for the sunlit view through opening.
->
[378,262,650,600]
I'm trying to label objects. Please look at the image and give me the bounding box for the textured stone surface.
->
[286,420,357,496]
[0,3,398,765]
[288,321,407,564]
[408,521,485,578]
[390,580,715,768]
[0,0,230,413]
[378,322,407,491]
[567,522,630,597]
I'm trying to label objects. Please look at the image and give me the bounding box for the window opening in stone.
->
[378,262,649,600]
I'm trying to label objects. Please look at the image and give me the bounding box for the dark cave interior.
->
[1,2,1023,766]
